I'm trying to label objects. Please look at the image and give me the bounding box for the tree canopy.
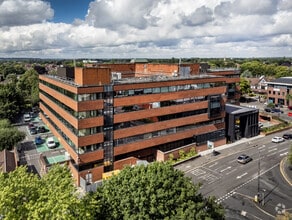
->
[239,77,251,96]
[0,119,25,151]
[88,162,224,219]
[0,165,88,219]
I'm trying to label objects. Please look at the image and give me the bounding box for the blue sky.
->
[47,0,92,23]
[0,0,291,59]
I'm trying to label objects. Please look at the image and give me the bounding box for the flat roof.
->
[225,103,259,114]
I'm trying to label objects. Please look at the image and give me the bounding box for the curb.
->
[280,157,292,187]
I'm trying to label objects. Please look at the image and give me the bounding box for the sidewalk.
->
[175,134,265,172]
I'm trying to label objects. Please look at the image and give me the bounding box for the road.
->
[179,131,292,219]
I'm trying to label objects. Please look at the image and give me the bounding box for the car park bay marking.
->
[236,172,248,179]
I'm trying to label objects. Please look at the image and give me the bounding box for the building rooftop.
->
[268,77,292,85]
[225,104,259,114]
[114,73,223,85]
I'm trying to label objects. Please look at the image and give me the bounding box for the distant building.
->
[267,77,292,106]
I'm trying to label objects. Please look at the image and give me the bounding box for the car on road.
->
[237,154,252,164]
[46,137,56,149]
[34,136,43,145]
[283,133,292,139]
[272,136,285,143]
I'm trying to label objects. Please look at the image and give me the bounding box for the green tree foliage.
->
[0,82,23,121]
[16,69,39,108]
[240,61,291,78]
[89,162,224,219]
[0,63,25,79]
[239,77,251,95]
[0,165,89,219]
[0,119,25,150]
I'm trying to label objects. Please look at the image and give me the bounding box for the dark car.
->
[264,108,271,113]
[34,136,43,145]
[36,126,46,133]
[283,133,292,139]
[237,154,252,164]
[29,127,37,135]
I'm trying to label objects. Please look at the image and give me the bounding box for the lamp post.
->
[257,145,264,203]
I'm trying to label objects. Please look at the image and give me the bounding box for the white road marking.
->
[268,148,277,153]
[278,148,288,153]
[208,162,218,168]
[220,166,232,173]
[236,172,248,179]
[258,145,266,150]
[280,152,288,156]
[226,168,237,175]
[267,152,278,157]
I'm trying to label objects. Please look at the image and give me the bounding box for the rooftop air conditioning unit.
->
[112,72,122,80]
[172,70,178,77]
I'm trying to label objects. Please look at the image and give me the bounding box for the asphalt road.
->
[179,132,292,220]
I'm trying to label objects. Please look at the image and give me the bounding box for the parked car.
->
[23,114,31,122]
[46,137,56,148]
[283,133,292,139]
[272,136,285,143]
[237,154,252,164]
[29,127,37,135]
[264,108,272,113]
[36,126,46,133]
[28,123,35,130]
[271,108,283,114]
[34,136,43,145]
[258,122,264,128]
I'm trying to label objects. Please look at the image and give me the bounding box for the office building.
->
[39,62,238,186]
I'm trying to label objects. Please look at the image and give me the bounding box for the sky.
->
[0,0,291,59]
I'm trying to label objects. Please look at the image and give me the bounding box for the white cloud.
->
[0,0,291,58]
[0,0,53,27]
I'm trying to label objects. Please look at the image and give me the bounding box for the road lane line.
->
[236,172,248,179]
[226,168,237,175]
[208,162,218,168]
[278,148,288,153]
[268,148,277,153]
[267,152,278,157]
[280,152,288,156]
[258,145,266,150]
[220,166,232,173]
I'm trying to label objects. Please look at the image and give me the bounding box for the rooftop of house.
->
[0,149,16,173]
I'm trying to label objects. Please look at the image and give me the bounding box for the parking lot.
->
[17,112,68,176]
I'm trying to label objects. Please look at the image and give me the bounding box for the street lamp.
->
[256,145,264,203]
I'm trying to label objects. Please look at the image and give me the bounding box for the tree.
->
[239,77,251,96]
[0,82,23,121]
[16,69,39,109]
[0,165,89,219]
[0,119,25,150]
[89,162,224,219]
